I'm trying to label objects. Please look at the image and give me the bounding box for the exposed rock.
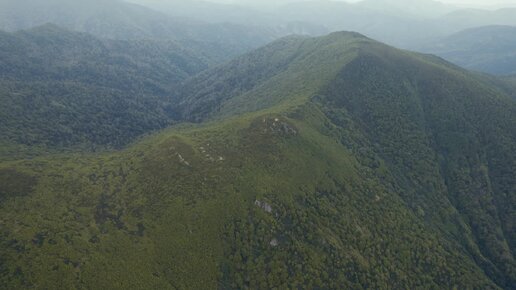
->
[255,200,273,213]
[262,117,298,136]
[177,153,190,166]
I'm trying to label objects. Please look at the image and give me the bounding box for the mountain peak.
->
[177,31,379,121]
[326,30,369,40]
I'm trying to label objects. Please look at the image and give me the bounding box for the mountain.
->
[122,0,516,50]
[262,2,516,49]
[275,1,437,47]
[126,0,328,36]
[0,24,210,91]
[0,0,279,60]
[422,25,516,75]
[1,32,515,289]
[437,8,516,30]
[129,0,275,23]
[0,24,209,153]
[357,0,456,18]
[126,0,279,25]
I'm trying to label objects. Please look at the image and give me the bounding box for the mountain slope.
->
[423,25,516,75]
[0,32,515,289]
[0,24,209,92]
[178,32,375,121]
[0,25,208,153]
[178,31,516,288]
[318,45,516,288]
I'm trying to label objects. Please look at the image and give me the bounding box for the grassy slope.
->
[0,32,515,289]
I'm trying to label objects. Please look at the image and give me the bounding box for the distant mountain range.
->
[2,0,516,54]
[0,0,282,60]
[422,25,516,75]
[357,0,456,18]
[126,0,516,50]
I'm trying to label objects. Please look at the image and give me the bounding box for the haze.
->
[175,0,516,9]
[121,0,516,49]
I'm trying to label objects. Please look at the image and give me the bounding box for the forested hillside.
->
[178,34,516,289]
[0,25,208,153]
[0,32,514,289]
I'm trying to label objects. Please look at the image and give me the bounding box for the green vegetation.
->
[0,24,211,150]
[178,32,516,288]
[178,32,366,121]
[0,107,501,289]
[0,24,211,91]
[0,31,515,289]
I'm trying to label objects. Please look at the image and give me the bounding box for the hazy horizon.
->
[198,0,516,9]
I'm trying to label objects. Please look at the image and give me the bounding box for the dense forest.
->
[0,31,515,289]
[0,24,213,151]
[178,32,516,288]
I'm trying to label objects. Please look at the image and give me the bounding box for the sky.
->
[438,0,515,4]
[401,0,516,8]
[209,0,516,9]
